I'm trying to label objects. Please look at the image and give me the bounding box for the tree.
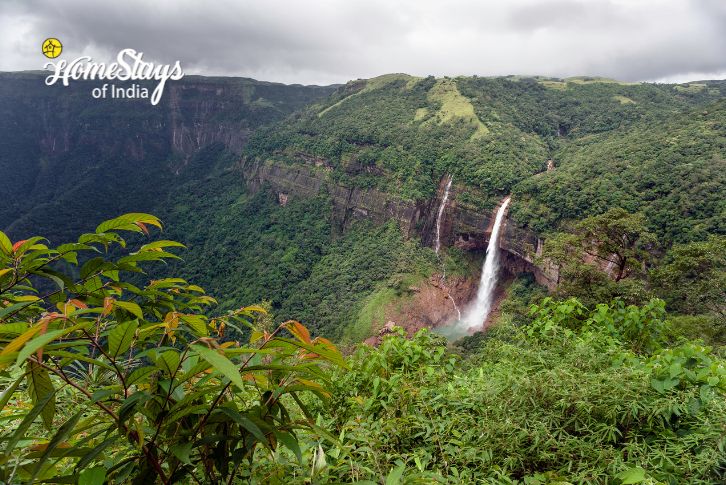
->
[651,235,726,317]
[541,208,656,303]
[575,208,657,281]
[0,213,344,484]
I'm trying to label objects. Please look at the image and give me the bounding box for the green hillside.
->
[245,75,724,218]
[512,100,726,243]
[1,73,725,484]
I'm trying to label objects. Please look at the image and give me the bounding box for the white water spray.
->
[434,176,453,255]
[440,197,510,338]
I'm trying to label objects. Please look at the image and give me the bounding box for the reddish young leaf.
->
[12,239,28,252]
[286,321,312,344]
[135,222,150,235]
[69,299,88,309]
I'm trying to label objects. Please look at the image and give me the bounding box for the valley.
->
[1,70,724,484]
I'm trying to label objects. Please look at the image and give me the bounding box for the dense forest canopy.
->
[0,72,724,483]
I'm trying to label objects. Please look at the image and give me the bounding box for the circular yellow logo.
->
[42,38,62,59]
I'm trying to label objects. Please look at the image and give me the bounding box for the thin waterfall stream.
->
[439,196,510,338]
[433,175,461,320]
[434,176,453,256]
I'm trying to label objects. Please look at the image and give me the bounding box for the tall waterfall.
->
[434,176,453,255]
[440,197,510,338]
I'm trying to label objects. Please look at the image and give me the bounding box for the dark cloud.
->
[1,0,723,84]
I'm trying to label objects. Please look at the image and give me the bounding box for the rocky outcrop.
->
[241,158,559,288]
[500,222,559,289]
[242,159,425,234]
[0,72,335,167]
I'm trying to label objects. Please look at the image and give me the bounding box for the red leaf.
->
[12,239,27,252]
[286,320,312,344]
[135,222,150,235]
[69,299,88,309]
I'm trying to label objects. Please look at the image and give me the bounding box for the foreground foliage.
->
[2,218,725,484]
[209,299,726,484]
[0,214,344,484]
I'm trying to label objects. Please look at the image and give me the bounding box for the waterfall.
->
[432,176,461,319]
[461,197,510,331]
[434,176,453,255]
[439,197,510,338]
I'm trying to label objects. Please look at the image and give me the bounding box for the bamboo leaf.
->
[4,390,56,454]
[30,410,83,481]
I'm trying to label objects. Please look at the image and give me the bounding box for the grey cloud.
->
[507,0,629,31]
[0,0,723,85]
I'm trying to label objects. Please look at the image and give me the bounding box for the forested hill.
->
[512,99,726,243]
[1,72,723,336]
[244,74,725,243]
[0,72,336,242]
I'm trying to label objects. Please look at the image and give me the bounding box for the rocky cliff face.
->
[0,72,335,239]
[1,73,334,162]
[242,159,425,235]
[241,158,559,288]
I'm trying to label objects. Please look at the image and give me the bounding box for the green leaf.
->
[180,314,208,337]
[0,230,12,255]
[192,344,246,391]
[79,466,106,485]
[156,350,180,375]
[75,435,116,471]
[4,390,56,454]
[126,366,157,385]
[170,442,193,465]
[275,431,302,463]
[107,320,139,358]
[0,322,29,335]
[385,463,406,485]
[273,337,347,368]
[213,406,268,446]
[0,301,37,321]
[617,467,646,484]
[27,361,56,428]
[0,374,23,410]
[139,240,186,251]
[113,301,143,319]
[118,251,180,265]
[96,213,162,234]
[16,329,66,366]
[31,410,83,481]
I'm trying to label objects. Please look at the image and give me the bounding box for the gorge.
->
[1,71,723,344]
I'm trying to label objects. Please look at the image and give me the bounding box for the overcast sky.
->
[1,0,724,85]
